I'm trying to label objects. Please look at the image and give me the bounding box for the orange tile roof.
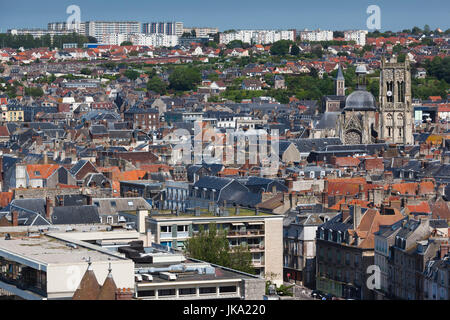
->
[334,156,360,167]
[26,164,59,180]
[118,170,147,181]
[139,164,173,173]
[407,201,431,213]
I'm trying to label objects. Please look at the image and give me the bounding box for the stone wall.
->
[241,278,266,300]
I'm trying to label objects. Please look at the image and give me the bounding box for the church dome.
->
[344,89,377,111]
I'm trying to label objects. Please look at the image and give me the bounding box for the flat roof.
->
[150,208,277,220]
[0,234,123,266]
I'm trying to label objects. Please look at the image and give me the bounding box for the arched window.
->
[397,113,404,126]
[386,114,393,126]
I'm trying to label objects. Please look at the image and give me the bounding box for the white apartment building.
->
[85,21,141,41]
[7,29,74,38]
[344,30,368,46]
[183,27,219,37]
[143,22,184,37]
[100,33,179,47]
[299,29,333,42]
[130,34,179,47]
[219,30,295,45]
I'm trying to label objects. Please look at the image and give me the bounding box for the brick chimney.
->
[12,210,19,226]
[45,197,53,220]
[341,204,350,222]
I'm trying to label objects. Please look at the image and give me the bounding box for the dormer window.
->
[35,171,40,176]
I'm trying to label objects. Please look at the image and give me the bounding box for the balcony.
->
[227,230,264,237]
[160,232,173,240]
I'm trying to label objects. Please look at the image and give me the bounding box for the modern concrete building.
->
[0,224,137,299]
[122,242,266,300]
[145,208,284,285]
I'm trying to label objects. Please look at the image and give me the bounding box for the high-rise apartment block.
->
[142,22,184,36]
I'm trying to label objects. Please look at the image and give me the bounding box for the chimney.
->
[43,153,48,164]
[12,210,19,226]
[341,204,350,222]
[353,204,362,228]
[86,195,93,206]
[321,192,328,207]
[45,197,53,220]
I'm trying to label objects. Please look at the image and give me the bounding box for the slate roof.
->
[291,138,342,153]
[315,112,340,130]
[70,160,88,176]
[51,205,100,225]
[193,176,234,191]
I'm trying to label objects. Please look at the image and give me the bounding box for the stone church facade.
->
[337,57,413,146]
[338,65,378,145]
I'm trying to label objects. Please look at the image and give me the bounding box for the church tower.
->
[379,56,413,145]
[335,64,345,96]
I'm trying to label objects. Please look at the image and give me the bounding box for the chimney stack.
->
[45,197,53,220]
[12,210,19,226]
[353,204,362,228]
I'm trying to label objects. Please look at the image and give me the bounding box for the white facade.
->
[344,30,368,46]
[299,30,333,42]
[219,30,295,45]
[85,21,141,41]
[100,33,179,47]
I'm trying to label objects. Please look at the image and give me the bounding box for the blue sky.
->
[0,0,449,32]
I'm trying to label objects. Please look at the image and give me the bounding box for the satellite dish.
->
[387,91,393,97]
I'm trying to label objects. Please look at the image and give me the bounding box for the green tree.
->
[147,76,167,95]
[25,87,44,97]
[290,44,300,56]
[169,66,201,91]
[124,69,140,81]
[120,41,133,46]
[184,223,254,274]
[80,68,92,75]
[270,40,293,56]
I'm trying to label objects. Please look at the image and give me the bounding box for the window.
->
[199,287,216,294]
[128,201,134,206]
[179,288,196,295]
[220,286,237,294]
[139,290,155,297]
[161,226,172,233]
[177,225,188,232]
[111,201,116,207]
[158,289,175,296]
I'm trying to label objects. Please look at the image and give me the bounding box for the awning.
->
[231,222,245,226]
[248,222,264,225]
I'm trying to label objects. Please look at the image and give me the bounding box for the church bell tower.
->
[379,56,414,145]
